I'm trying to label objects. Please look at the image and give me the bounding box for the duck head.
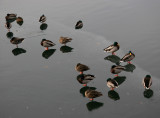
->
[146,75,151,78]
[113,42,118,46]
[111,65,116,69]
[107,78,112,82]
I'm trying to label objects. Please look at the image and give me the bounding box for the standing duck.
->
[104,42,120,55]
[142,75,152,89]
[39,14,46,23]
[107,78,119,90]
[75,63,90,74]
[5,13,17,20]
[5,22,12,32]
[77,74,95,86]
[85,89,102,101]
[10,37,24,48]
[59,37,72,45]
[41,39,55,50]
[120,51,135,64]
[75,20,83,29]
[111,65,125,76]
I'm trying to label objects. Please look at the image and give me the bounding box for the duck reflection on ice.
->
[40,23,48,30]
[113,76,126,85]
[60,45,73,53]
[77,74,95,86]
[108,90,120,101]
[124,64,136,72]
[12,48,26,56]
[6,32,13,39]
[79,86,96,97]
[5,13,17,23]
[42,49,56,59]
[104,55,120,65]
[86,101,104,111]
[143,89,154,98]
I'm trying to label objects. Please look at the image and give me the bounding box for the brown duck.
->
[59,37,72,45]
[10,37,24,48]
[85,89,103,101]
[75,63,90,74]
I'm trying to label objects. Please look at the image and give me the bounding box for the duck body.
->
[39,15,46,23]
[77,74,95,86]
[75,63,90,74]
[5,13,17,20]
[111,65,125,76]
[85,89,102,101]
[104,42,120,55]
[16,17,23,22]
[41,39,55,50]
[10,37,24,47]
[142,75,152,89]
[120,51,135,63]
[107,78,119,90]
[59,37,72,45]
[75,20,83,29]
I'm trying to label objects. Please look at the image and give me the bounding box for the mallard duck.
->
[77,74,95,86]
[41,39,55,50]
[107,78,118,90]
[75,20,83,29]
[120,51,135,64]
[10,37,24,48]
[85,89,102,101]
[5,22,12,32]
[111,65,125,76]
[59,37,72,45]
[142,75,152,89]
[75,63,90,74]
[5,13,17,20]
[39,14,46,23]
[104,42,120,55]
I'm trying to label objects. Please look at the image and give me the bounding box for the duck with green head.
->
[120,51,135,64]
[111,65,125,77]
[39,14,46,23]
[5,22,12,32]
[142,75,152,89]
[107,78,119,90]
[41,39,55,50]
[104,42,120,55]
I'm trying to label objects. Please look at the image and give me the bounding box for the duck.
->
[5,13,17,20]
[16,17,23,22]
[107,78,119,90]
[41,39,55,50]
[75,63,90,74]
[85,89,102,101]
[142,75,152,89]
[111,65,125,76]
[75,20,83,29]
[104,42,120,55]
[5,22,12,32]
[120,51,135,64]
[39,14,46,23]
[10,37,24,48]
[59,37,72,45]
[77,74,95,86]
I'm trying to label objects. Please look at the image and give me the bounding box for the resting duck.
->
[75,20,83,29]
[142,75,152,89]
[107,78,119,90]
[120,51,135,64]
[5,22,12,32]
[5,13,17,20]
[104,42,120,55]
[77,74,95,86]
[39,14,46,23]
[10,37,24,48]
[85,89,102,101]
[111,65,125,76]
[59,37,72,45]
[41,39,55,50]
[75,63,90,74]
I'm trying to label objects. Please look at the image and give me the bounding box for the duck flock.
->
[5,13,153,101]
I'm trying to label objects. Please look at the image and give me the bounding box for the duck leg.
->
[80,72,83,74]
[112,52,116,55]
[83,84,87,87]
[45,47,48,50]
[128,61,132,64]
[114,74,118,77]
[90,98,94,101]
